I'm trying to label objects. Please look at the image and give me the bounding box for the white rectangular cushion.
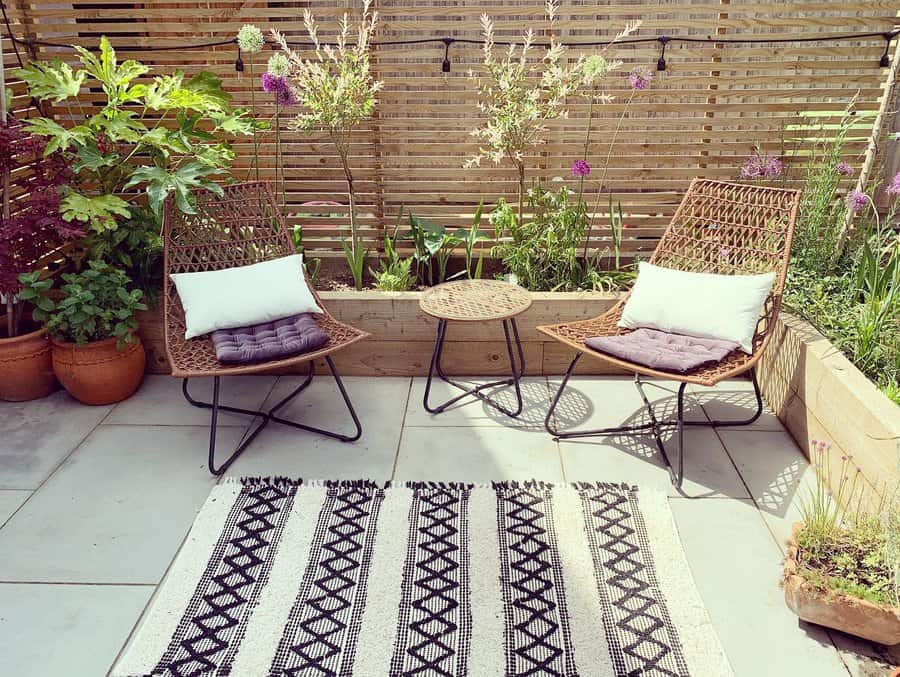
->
[618,261,775,354]
[170,254,323,340]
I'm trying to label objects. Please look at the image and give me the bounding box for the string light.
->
[3,20,898,75]
[656,36,669,72]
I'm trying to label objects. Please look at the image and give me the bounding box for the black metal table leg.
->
[423,317,526,418]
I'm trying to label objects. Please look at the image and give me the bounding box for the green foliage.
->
[491,184,589,291]
[18,36,252,233]
[784,98,900,400]
[371,210,414,291]
[77,207,163,304]
[797,441,899,607]
[18,262,147,347]
[341,238,369,291]
[460,201,488,280]
[405,214,464,287]
[271,1,382,255]
[60,193,131,233]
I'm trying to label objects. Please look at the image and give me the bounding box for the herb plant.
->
[18,261,147,347]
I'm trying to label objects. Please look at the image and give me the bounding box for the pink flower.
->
[629,67,653,90]
[571,159,591,177]
[836,161,853,176]
[261,73,297,106]
[846,189,868,213]
[888,172,900,196]
[764,156,783,179]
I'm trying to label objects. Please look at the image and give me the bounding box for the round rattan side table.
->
[419,279,532,418]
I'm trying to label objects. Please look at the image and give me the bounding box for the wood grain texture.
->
[3,0,897,259]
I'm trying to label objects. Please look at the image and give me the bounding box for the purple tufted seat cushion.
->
[210,313,329,365]
[585,327,739,374]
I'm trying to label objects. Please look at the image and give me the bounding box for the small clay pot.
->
[0,317,56,401]
[51,336,146,405]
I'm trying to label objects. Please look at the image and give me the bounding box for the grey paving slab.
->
[690,377,784,431]
[225,376,410,480]
[719,429,813,551]
[560,427,750,498]
[394,425,564,483]
[0,425,224,584]
[670,497,850,677]
[405,376,552,429]
[0,490,30,527]
[105,374,277,427]
[0,583,152,677]
[546,375,709,435]
[0,391,111,490]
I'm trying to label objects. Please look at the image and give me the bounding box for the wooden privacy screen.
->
[2,1,898,259]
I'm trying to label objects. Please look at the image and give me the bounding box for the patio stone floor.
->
[1,374,897,676]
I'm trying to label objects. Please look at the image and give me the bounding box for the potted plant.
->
[0,120,83,401]
[783,439,900,644]
[18,262,147,405]
[16,37,254,303]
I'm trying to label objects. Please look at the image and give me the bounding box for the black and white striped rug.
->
[114,479,732,676]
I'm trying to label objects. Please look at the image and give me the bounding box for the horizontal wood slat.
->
[3,0,897,257]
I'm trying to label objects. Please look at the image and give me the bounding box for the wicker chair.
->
[538,178,801,490]
[163,182,369,475]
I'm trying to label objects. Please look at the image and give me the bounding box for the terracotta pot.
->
[51,336,146,405]
[783,523,900,645]
[0,316,56,401]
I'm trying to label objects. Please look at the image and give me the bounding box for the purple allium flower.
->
[629,67,653,90]
[571,159,591,177]
[741,149,783,180]
[763,156,783,179]
[261,72,288,94]
[846,189,868,213]
[887,171,900,196]
[836,161,854,176]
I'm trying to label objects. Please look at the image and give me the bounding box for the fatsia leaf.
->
[184,71,231,109]
[18,60,87,102]
[60,192,131,233]
[143,72,184,110]
[124,162,226,216]
[209,110,256,136]
[24,118,93,154]
[73,141,118,172]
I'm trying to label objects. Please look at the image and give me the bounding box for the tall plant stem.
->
[583,89,635,261]
[516,161,526,242]
[248,59,260,181]
[274,99,284,211]
[1,45,15,337]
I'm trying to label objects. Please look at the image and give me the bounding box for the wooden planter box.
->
[757,312,900,504]
[136,290,626,377]
[784,522,900,645]
[137,294,899,499]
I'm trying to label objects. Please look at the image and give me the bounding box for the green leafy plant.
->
[490,183,591,291]
[405,214,463,286]
[75,207,163,304]
[371,209,414,291]
[460,201,488,280]
[795,440,899,607]
[18,262,147,347]
[18,37,253,233]
[341,238,370,291]
[272,0,382,289]
[467,1,587,224]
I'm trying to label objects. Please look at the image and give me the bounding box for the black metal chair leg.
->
[268,357,363,442]
[182,358,363,475]
[546,354,762,491]
[203,376,274,476]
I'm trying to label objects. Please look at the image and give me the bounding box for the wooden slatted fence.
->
[2,0,898,260]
